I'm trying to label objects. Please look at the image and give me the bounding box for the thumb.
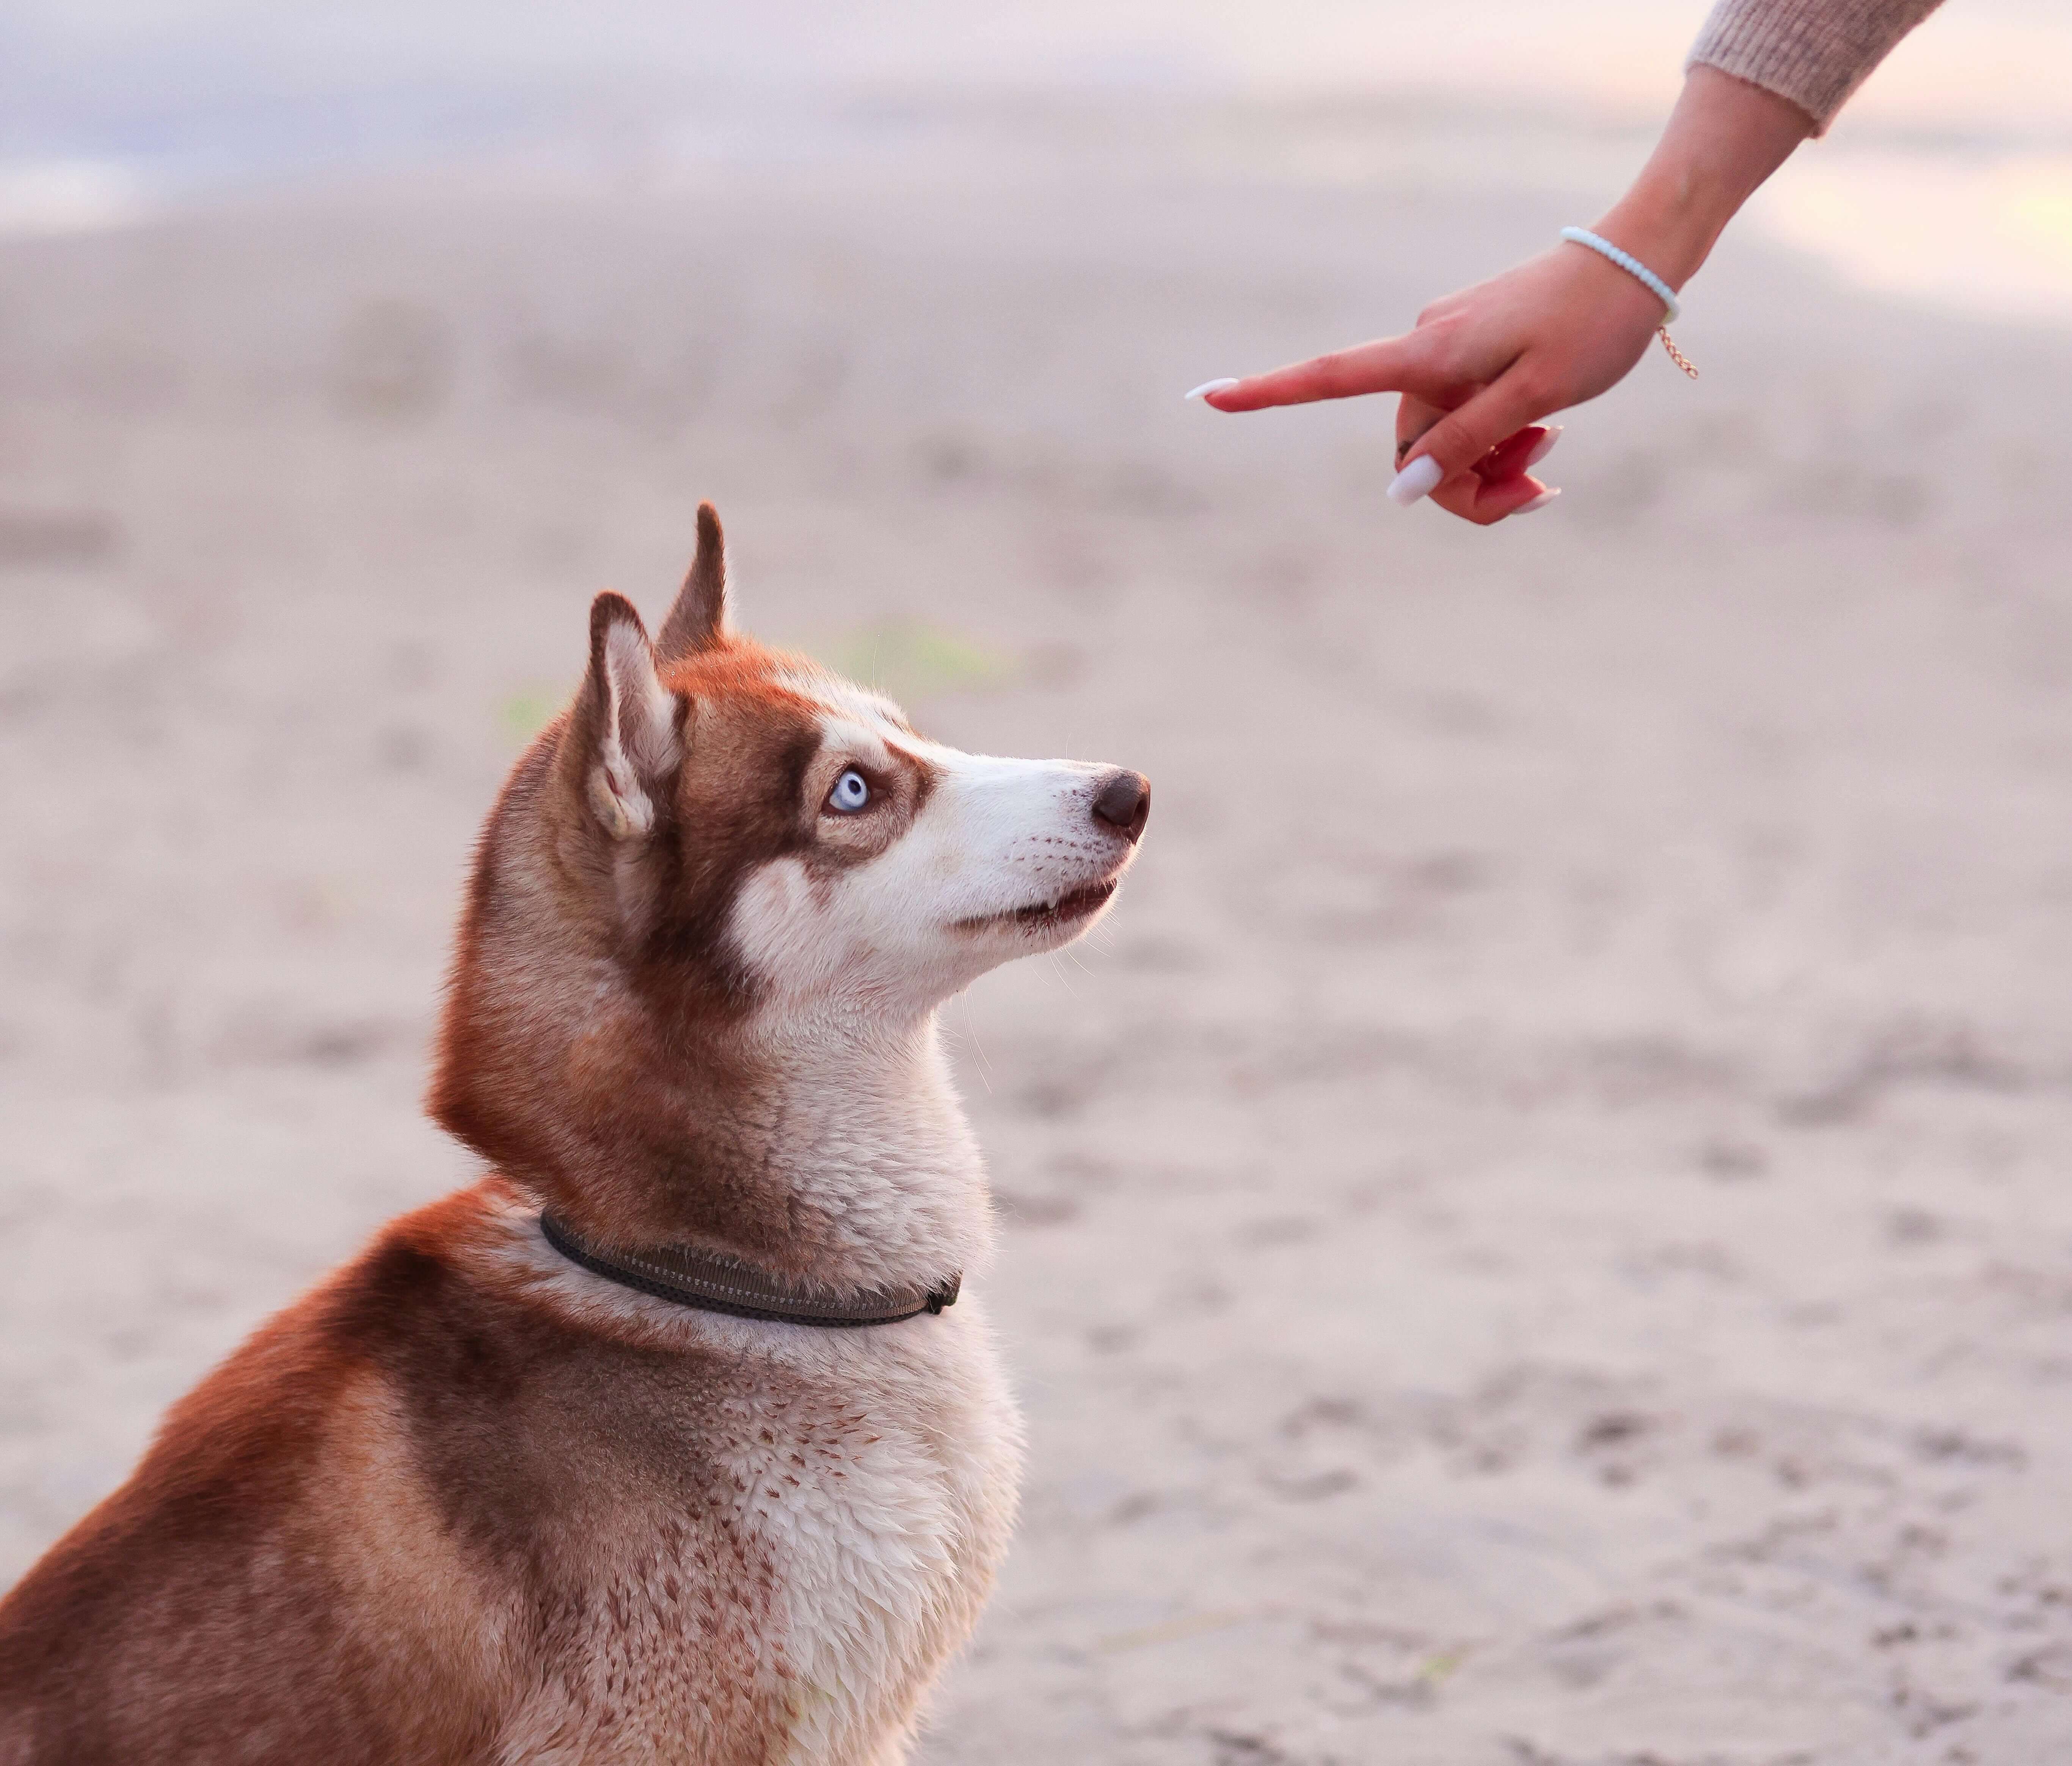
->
[1388,371,1548,504]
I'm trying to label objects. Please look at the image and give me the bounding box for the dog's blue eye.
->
[827,769,871,814]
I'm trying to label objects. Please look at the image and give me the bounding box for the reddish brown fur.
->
[429,624,888,1267]
[0,1182,782,1765]
[0,505,947,1762]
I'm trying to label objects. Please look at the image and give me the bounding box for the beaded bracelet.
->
[1559,226,1699,379]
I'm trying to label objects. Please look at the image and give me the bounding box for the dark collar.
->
[539,1212,960,1328]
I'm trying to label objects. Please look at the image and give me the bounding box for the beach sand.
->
[5,92,2072,1763]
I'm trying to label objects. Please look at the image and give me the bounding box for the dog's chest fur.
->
[724,1315,1019,1766]
[496,1229,1022,1766]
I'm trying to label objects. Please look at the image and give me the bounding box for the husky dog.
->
[0,505,1149,1766]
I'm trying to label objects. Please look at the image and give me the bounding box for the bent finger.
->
[1472,423,1558,482]
[1431,469,1558,526]
[1394,392,1448,464]
[1393,369,1552,490]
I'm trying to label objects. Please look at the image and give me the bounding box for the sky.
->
[3,0,2069,321]
[9,1,2070,157]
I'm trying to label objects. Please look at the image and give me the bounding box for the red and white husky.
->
[0,505,1149,1766]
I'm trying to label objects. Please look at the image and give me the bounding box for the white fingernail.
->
[1515,488,1561,514]
[1184,378,1240,402]
[1525,425,1564,469]
[1386,454,1444,506]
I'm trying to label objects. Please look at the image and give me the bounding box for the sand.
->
[5,91,2072,1764]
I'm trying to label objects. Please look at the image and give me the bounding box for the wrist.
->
[1589,188,1727,294]
[1591,66,1815,292]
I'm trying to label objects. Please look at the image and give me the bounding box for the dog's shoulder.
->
[0,1182,1020,1765]
[0,1184,776,1763]
[0,1187,518,1760]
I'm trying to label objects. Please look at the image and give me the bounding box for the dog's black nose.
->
[1091,770,1150,844]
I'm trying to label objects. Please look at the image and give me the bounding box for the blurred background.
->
[6,2,2072,1760]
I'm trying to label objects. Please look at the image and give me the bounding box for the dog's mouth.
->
[956,874,1121,934]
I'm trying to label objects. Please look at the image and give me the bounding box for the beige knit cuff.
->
[1686,0,1945,134]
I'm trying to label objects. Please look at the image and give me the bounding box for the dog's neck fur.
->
[710,1008,992,1296]
[475,929,993,1296]
[434,754,997,1299]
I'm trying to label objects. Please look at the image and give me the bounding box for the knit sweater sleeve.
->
[1686,0,1945,133]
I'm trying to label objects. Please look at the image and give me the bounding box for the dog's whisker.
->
[956,992,995,1095]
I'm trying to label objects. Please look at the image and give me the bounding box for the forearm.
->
[1591,65,1815,292]
[1190,0,1946,531]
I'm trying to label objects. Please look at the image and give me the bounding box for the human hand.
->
[1183,69,1815,526]
[1192,242,1669,524]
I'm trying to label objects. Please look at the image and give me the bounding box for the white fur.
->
[499,679,1135,1764]
[485,1183,1020,1766]
[729,701,1134,1017]
[588,616,681,838]
[707,701,1133,1759]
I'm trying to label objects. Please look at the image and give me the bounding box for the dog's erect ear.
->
[579,592,684,840]
[655,501,729,663]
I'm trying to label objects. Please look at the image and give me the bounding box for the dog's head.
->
[429,505,1146,1235]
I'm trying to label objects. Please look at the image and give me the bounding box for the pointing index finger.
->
[1196,334,1433,412]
